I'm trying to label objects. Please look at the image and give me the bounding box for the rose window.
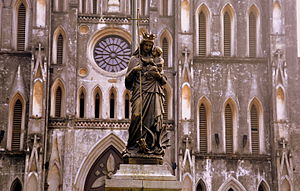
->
[93,35,131,72]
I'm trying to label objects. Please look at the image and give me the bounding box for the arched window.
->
[79,92,85,118]
[225,104,233,153]
[93,0,97,14]
[162,89,168,120]
[198,11,206,56]
[250,104,259,154]
[258,180,269,191]
[55,86,62,117]
[110,91,116,119]
[12,99,23,151]
[57,34,63,65]
[10,178,22,191]
[162,38,169,68]
[125,93,130,119]
[249,12,257,57]
[182,84,191,120]
[17,3,26,51]
[196,179,206,191]
[95,92,101,118]
[199,103,207,153]
[224,12,231,56]
[228,188,234,191]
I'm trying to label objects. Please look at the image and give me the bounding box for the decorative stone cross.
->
[279,138,287,149]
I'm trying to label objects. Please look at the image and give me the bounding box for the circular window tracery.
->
[93,35,131,72]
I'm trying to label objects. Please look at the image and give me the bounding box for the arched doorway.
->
[84,145,122,191]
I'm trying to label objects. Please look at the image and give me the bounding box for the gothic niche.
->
[84,146,122,191]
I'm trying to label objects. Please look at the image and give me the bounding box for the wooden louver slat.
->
[125,94,130,119]
[251,105,259,154]
[225,104,233,153]
[224,12,231,56]
[17,3,26,51]
[199,12,206,56]
[141,0,146,15]
[57,34,64,64]
[55,87,62,117]
[199,103,207,153]
[80,92,85,118]
[93,0,97,14]
[163,89,168,120]
[162,38,168,68]
[95,93,100,118]
[249,12,257,57]
[12,100,22,151]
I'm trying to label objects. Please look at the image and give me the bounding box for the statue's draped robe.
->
[125,56,167,151]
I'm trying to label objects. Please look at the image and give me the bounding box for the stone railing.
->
[48,118,174,130]
[78,15,149,25]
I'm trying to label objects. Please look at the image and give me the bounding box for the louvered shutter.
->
[163,89,168,120]
[125,94,130,119]
[55,87,62,117]
[80,92,85,118]
[199,104,207,153]
[251,105,259,154]
[224,12,231,56]
[225,104,233,153]
[162,38,168,68]
[95,93,100,118]
[93,0,97,14]
[57,34,63,64]
[17,3,26,51]
[163,0,168,16]
[110,92,115,118]
[249,12,257,57]
[199,12,206,56]
[12,100,22,151]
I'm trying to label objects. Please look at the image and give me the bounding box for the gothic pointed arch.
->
[280,177,292,191]
[195,3,211,56]
[276,86,286,120]
[221,3,236,56]
[26,173,38,191]
[223,98,238,153]
[258,179,270,191]
[74,133,126,191]
[7,93,26,151]
[13,0,31,51]
[123,89,131,119]
[182,173,193,191]
[218,177,247,191]
[182,83,191,120]
[196,178,207,191]
[52,26,67,65]
[10,177,22,191]
[197,96,212,153]
[248,4,261,57]
[109,87,117,119]
[32,79,43,117]
[163,82,173,120]
[159,29,173,67]
[77,86,87,118]
[93,86,103,119]
[50,79,66,118]
[248,97,265,154]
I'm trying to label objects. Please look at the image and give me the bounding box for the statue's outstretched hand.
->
[132,65,143,72]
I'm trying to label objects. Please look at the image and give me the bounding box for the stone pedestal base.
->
[105,164,181,191]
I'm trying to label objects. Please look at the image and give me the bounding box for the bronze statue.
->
[123,32,169,164]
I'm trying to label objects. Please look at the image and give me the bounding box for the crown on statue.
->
[141,32,156,43]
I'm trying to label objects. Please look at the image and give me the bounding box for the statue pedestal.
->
[105,164,181,191]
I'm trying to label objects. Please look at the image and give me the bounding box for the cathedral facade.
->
[0,0,299,191]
